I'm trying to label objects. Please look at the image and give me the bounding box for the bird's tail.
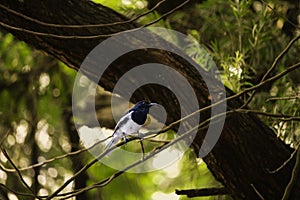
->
[104,133,122,155]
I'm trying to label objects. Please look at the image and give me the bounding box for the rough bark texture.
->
[1,0,299,199]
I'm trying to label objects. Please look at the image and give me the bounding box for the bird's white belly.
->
[119,118,142,135]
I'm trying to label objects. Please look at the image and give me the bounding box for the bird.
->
[104,101,157,154]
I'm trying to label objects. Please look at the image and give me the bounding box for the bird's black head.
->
[131,101,156,111]
[130,101,157,125]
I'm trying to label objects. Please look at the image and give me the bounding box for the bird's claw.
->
[122,133,128,143]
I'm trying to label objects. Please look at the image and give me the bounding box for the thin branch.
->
[0,147,41,200]
[42,138,131,199]
[0,136,111,173]
[57,143,171,199]
[55,90,299,198]
[0,130,9,146]
[142,61,300,139]
[234,109,300,121]
[45,139,120,199]
[0,183,36,198]
[282,145,300,200]
[141,138,171,143]
[261,35,300,82]
[59,173,120,199]
[175,187,228,197]
[268,143,300,174]
[47,110,231,199]
[260,0,300,31]
[240,61,300,107]
[0,0,190,39]
[241,34,300,108]
[0,0,167,28]
[266,93,300,102]
[251,184,265,200]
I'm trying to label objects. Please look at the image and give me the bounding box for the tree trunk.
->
[1,0,299,199]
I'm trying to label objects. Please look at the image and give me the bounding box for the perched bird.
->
[104,101,157,154]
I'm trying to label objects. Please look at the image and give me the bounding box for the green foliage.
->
[0,32,77,197]
[150,0,299,145]
[93,0,123,12]
[166,0,276,92]
[94,0,149,17]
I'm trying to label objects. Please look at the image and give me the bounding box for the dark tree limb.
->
[1,1,300,199]
[175,187,228,197]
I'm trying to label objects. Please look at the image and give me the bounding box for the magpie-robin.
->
[104,101,157,153]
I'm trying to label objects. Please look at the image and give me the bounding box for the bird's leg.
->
[122,132,127,143]
[136,130,145,160]
[137,130,143,141]
[139,140,145,161]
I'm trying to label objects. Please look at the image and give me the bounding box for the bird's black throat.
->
[131,110,148,125]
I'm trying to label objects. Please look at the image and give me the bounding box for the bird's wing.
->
[113,111,132,133]
[104,112,132,154]
[104,129,123,154]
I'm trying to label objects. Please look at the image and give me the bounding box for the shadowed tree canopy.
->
[0,0,299,199]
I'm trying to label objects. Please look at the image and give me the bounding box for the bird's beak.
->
[149,103,158,107]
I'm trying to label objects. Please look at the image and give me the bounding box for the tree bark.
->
[1,0,299,199]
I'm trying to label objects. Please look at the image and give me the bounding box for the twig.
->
[266,94,300,102]
[261,35,300,82]
[0,0,167,28]
[268,143,300,174]
[0,183,36,198]
[142,138,171,143]
[241,61,300,96]
[175,187,228,197]
[260,0,300,31]
[282,145,300,200]
[45,144,116,200]
[234,109,300,121]
[142,61,300,140]
[0,136,110,173]
[251,184,265,200]
[47,110,230,199]
[0,0,190,39]
[0,130,9,145]
[58,141,173,199]
[241,35,300,108]
[0,147,42,200]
